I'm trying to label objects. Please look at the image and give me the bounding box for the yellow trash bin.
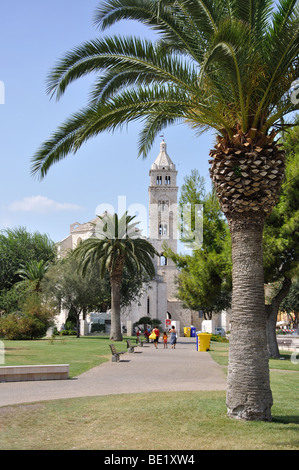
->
[184,327,191,337]
[197,333,212,351]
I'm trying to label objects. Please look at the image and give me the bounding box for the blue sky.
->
[0,0,213,244]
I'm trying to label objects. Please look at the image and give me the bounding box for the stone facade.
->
[122,140,199,334]
[56,140,202,335]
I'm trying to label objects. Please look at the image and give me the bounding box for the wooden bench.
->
[277,337,293,349]
[109,344,126,362]
[0,364,69,382]
[126,339,138,353]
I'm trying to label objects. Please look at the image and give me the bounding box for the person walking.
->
[170,325,177,349]
[144,328,150,343]
[153,326,160,349]
[163,331,168,349]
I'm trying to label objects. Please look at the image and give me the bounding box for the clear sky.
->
[0,0,214,244]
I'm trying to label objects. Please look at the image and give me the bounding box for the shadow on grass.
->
[272,415,299,425]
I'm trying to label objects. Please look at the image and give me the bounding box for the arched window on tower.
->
[165,176,171,185]
[163,224,167,236]
[156,176,162,185]
[159,224,163,235]
[160,254,167,266]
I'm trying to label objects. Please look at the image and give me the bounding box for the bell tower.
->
[148,139,178,300]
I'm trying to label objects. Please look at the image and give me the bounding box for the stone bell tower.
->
[148,139,179,304]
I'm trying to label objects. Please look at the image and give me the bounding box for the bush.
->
[211,334,229,343]
[0,312,49,340]
[91,323,105,333]
[60,329,77,336]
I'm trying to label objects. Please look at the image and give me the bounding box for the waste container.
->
[196,333,212,351]
[191,327,196,337]
[184,327,191,337]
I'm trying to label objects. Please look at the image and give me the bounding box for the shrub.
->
[211,334,229,343]
[0,312,49,340]
[91,323,105,333]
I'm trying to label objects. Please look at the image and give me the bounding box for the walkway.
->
[0,338,227,407]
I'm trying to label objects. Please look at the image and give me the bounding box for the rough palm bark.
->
[110,274,123,341]
[227,215,272,420]
[210,131,285,420]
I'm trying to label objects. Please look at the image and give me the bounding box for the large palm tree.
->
[73,212,157,341]
[31,0,299,420]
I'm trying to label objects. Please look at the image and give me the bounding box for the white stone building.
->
[56,140,227,335]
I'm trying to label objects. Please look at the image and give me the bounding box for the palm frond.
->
[32,0,299,178]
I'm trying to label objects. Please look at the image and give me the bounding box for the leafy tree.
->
[0,227,55,291]
[73,212,157,341]
[42,251,149,337]
[263,123,299,356]
[0,287,55,340]
[166,170,232,316]
[42,254,110,337]
[173,131,299,356]
[30,0,299,421]
[280,278,299,329]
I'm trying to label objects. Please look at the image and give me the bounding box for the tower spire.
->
[151,138,176,170]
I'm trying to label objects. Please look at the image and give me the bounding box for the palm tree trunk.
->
[110,274,123,341]
[226,215,273,421]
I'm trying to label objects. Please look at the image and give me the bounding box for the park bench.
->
[0,364,69,382]
[109,344,126,362]
[126,339,139,353]
[277,337,293,349]
[136,337,145,346]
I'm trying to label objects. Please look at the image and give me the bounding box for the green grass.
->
[209,340,299,371]
[1,336,128,377]
[0,337,298,450]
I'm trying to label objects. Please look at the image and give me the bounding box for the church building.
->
[56,140,201,336]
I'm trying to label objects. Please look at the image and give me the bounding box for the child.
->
[163,331,168,349]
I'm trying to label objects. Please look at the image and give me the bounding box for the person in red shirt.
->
[153,326,160,349]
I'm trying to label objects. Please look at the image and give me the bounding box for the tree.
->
[15,260,50,292]
[0,284,55,340]
[280,278,299,329]
[42,254,112,337]
[0,227,55,292]
[166,170,232,316]
[73,212,157,341]
[30,0,299,421]
[173,137,298,355]
[42,251,150,336]
[263,123,299,356]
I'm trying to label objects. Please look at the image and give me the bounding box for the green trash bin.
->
[196,333,212,351]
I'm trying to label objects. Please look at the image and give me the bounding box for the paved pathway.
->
[0,338,227,407]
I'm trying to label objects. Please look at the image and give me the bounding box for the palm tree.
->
[31,0,299,420]
[15,260,50,292]
[73,212,157,341]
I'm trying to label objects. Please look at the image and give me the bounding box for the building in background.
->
[56,140,227,335]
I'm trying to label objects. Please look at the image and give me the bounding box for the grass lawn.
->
[0,337,298,450]
[1,335,126,377]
